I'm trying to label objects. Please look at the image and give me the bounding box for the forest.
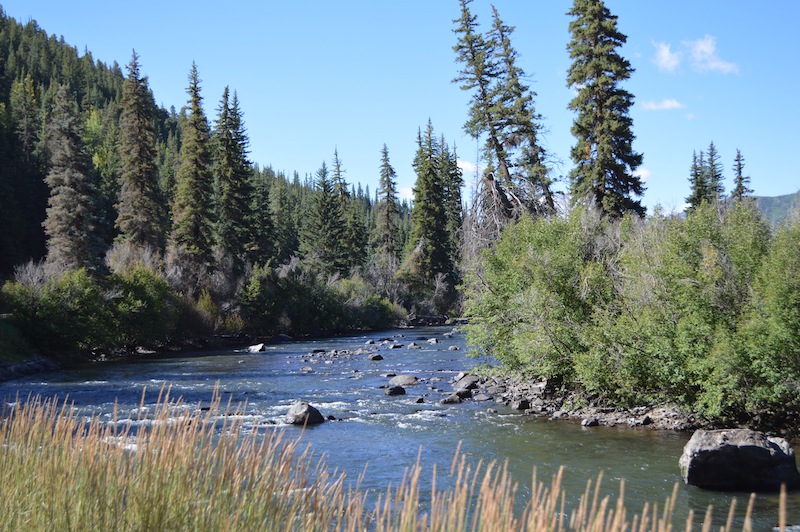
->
[1,0,799,425]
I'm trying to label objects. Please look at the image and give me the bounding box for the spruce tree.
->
[438,136,463,269]
[731,149,753,202]
[705,141,725,200]
[248,168,274,266]
[566,0,644,218]
[269,175,298,264]
[116,50,164,250]
[212,87,254,272]
[408,122,452,281]
[170,63,214,269]
[685,150,709,212]
[374,143,400,258]
[488,6,554,215]
[42,84,104,271]
[300,161,346,275]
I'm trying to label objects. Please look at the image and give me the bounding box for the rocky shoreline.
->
[463,372,706,432]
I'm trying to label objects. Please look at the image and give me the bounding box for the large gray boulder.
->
[285,401,325,426]
[679,429,800,492]
[389,374,419,387]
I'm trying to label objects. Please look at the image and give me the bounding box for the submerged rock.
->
[285,401,325,426]
[679,428,800,491]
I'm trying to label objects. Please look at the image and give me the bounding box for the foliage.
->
[466,201,794,420]
[108,266,179,348]
[116,51,164,250]
[2,267,113,353]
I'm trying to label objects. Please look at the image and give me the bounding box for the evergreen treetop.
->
[566,0,644,218]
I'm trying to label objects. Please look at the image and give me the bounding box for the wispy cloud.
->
[457,159,478,175]
[652,41,681,72]
[635,167,652,183]
[651,35,738,75]
[641,98,686,111]
[685,35,739,74]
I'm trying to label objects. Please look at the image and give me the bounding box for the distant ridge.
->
[755,190,799,225]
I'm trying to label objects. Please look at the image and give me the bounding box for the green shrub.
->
[109,266,179,348]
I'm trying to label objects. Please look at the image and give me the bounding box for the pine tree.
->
[438,136,463,269]
[170,63,214,269]
[566,0,644,218]
[116,50,164,250]
[212,87,254,272]
[374,143,400,258]
[408,122,452,281]
[300,161,346,275]
[705,141,725,200]
[731,149,753,202]
[269,175,298,264]
[42,84,104,271]
[685,150,709,212]
[248,168,274,266]
[487,6,554,215]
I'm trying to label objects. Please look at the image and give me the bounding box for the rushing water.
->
[1,325,797,528]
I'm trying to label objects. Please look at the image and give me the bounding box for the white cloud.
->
[398,186,414,201]
[457,159,478,175]
[652,41,681,72]
[641,98,686,111]
[635,167,652,183]
[686,35,739,74]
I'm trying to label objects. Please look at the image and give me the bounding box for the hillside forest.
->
[1,1,799,424]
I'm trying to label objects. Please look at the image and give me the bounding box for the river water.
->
[1,325,797,529]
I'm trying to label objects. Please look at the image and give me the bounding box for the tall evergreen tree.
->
[42,84,104,271]
[487,6,554,215]
[269,175,298,264]
[116,50,163,250]
[212,87,254,272]
[731,149,753,202]
[300,161,346,275]
[566,0,644,218]
[438,136,463,269]
[408,122,452,281]
[374,143,400,258]
[685,150,710,212]
[170,63,214,269]
[705,141,725,200]
[248,168,274,266]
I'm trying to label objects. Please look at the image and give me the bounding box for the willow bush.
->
[466,201,797,420]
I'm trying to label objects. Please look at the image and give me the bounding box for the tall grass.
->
[0,391,768,531]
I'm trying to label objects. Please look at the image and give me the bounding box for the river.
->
[0,325,797,529]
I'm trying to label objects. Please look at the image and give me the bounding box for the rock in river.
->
[679,428,800,492]
[389,374,419,387]
[385,386,406,396]
[285,401,325,426]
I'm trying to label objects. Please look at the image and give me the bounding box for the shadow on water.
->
[1,325,798,528]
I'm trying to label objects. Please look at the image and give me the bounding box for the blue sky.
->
[4,1,799,212]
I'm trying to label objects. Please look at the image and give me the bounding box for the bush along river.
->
[0,325,798,529]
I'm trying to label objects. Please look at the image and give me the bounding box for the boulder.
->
[440,393,462,404]
[453,374,481,392]
[368,353,384,361]
[679,429,800,492]
[389,374,419,387]
[285,401,325,426]
[427,338,439,345]
[407,342,421,349]
[448,345,460,351]
[247,343,266,353]
[385,386,406,396]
